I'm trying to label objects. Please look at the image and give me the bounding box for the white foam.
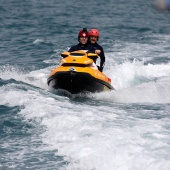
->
[104,57,170,90]
[93,76,170,103]
[33,38,44,44]
[0,65,50,90]
[1,36,170,169]
[1,76,170,169]
[39,103,170,170]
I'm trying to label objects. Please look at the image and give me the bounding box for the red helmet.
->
[89,29,99,37]
[78,28,88,40]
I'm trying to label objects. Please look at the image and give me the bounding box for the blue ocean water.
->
[0,0,170,170]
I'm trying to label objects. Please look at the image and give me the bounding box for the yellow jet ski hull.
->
[47,50,114,94]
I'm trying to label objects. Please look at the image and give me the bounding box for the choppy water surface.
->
[0,0,170,169]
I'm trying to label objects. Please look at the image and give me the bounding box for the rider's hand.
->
[95,50,101,54]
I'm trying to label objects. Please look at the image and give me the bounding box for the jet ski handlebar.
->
[61,51,98,59]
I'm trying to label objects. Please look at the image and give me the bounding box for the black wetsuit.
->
[89,42,105,72]
[68,43,95,52]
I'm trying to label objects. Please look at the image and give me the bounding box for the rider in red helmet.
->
[88,28,105,72]
[68,28,95,52]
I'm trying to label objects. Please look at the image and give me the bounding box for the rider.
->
[68,28,95,52]
[88,28,105,72]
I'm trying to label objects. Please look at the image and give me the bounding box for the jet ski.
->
[47,50,114,94]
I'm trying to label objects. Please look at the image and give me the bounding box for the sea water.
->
[0,0,170,170]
